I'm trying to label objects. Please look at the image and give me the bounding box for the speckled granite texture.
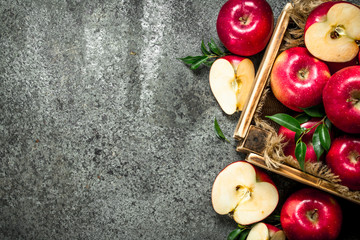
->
[1,0,360,239]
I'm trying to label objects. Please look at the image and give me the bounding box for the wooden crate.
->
[234,2,360,205]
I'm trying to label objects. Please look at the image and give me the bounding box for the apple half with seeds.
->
[304,2,360,62]
[209,56,255,115]
[211,161,279,225]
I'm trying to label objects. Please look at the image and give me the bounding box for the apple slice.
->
[209,56,255,115]
[247,223,285,240]
[304,2,360,62]
[247,223,269,240]
[211,161,279,225]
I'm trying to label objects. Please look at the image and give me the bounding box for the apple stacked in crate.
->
[270,1,360,192]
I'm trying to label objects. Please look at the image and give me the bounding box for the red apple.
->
[278,118,324,163]
[326,136,360,190]
[323,66,360,134]
[211,161,279,225]
[270,47,331,112]
[216,0,274,56]
[281,188,342,240]
[247,222,285,240]
[304,2,360,62]
[209,56,255,115]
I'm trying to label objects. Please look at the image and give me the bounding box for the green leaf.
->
[238,229,250,240]
[266,113,302,134]
[295,141,307,171]
[201,40,211,55]
[295,113,311,124]
[190,56,210,70]
[295,131,302,143]
[312,125,325,161]
[203,59,215,67]
[227,228,242,240]
[214,117,230,143]
[301,105,325,118]
[325,117,332,129]
[319,124,331,151]
[179,56,205,65]
[208,38,223,56]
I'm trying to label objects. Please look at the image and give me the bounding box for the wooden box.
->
[234,2,360,204]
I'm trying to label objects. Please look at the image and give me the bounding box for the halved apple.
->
[247,222,285,240]
[304,2,360,62]
[209,56,255,115]
[211,161,279,225]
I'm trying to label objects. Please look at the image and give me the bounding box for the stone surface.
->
[1,0,359,239]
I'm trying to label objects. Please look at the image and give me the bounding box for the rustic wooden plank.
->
[234,2,293,139]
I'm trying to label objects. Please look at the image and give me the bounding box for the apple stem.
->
[346,97,360,109]
[308,209,319,222]
[238,15,249,25]
[297,68,309,80]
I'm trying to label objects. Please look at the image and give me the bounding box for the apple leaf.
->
[295,113,311,124]
[319,124,331,152]
[295,141,307,171]
[238,229,250,240]
[312,125,325,161]
[190,56,210,70]
[179,55,206,65]
[208,38,224,56]
[201,40,211,56]
[214,117,230,143]
[266,113,302,135]
[179,39,226,70]
[300,105,325,118]
[227,228,242,240]
[325,117,332,129]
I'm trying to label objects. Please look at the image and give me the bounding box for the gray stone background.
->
[1,0,360,239]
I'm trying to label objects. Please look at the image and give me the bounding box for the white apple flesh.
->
[209,56,255,115]
[247,223,269,240]
[305,3,360,62]
[211,161,279,225]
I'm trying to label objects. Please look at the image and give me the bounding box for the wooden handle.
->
[234,3,293,139]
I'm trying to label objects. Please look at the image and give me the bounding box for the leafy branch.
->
[266,105,332,171]
[179,39,226,70]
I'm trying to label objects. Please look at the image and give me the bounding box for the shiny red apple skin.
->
[216,0,274,56]
[278,118,323,163]
[326,136,360,190]
[323,66,360,134]
[271,47,331,112]
[281,188,342,240]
